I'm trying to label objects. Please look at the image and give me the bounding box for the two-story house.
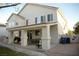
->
[6,3,68,50]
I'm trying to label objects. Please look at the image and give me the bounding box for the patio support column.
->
[21,30,28,47]
[8,30,13,44]
[41,25,51,50]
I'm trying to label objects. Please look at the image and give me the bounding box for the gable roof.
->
[7,13,25,22]
[18,3,58,14]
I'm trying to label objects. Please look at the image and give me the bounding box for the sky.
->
[0,3,79,30]
[0,4,25,24]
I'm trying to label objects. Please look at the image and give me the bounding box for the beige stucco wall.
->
[13,31,19,37]
[21,30,28,46]
[41,26,51,49]
[50,25,59,44]
[19,4,57,25]
[8,30,19,43]
[57,11,68,39]
[8,30,14,43]
[7,14,26,28]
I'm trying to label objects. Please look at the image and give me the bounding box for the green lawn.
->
[0,46,28,56]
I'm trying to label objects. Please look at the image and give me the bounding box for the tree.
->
[74,21,79,34]
[67,30,74,37]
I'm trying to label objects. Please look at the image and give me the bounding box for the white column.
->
[21,30,28,47]
[8,30,13,44]
[41,25,51,50]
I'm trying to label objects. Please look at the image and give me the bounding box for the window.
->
[35,30,40,36]
[35,16,41,24]
[50,14,53,21]
[12,22,14,26]
[41,16,43,23]
[47,14,50,21]
[26,20,28,26]
[41,16,45,23]
[9,23,11,27]
[37,17,41,24]
[9,21,18,27]
[15,22,18,25]
[35,17,37,24]
[47,14,53,21]
[9,22,14,27]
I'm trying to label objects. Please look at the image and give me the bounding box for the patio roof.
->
[6,21,58,31]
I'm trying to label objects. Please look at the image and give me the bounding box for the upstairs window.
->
[9,22,15,27]
[35,17,37,24]
[16,22,18,25]
[41,16,45,23]
[37,17,41,24]
[26,20,28,26]
[47,14,53,21]
[13,21,18,26]
[9,23,11,27]
[35,17,41,24]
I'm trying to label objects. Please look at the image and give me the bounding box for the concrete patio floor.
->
[45,43,79,56]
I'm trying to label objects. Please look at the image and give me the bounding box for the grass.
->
[0,46,28,56]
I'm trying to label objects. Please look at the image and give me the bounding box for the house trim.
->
[7,21,58,31]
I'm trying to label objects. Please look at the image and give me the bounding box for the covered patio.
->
[7,22,58,50]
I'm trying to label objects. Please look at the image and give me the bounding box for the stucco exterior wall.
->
[57,11,68,39]
[7,14,26,28]
[13,31,19,37]
[50,25,59,44]
[19,4,57,25]
[21,30,28,46]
